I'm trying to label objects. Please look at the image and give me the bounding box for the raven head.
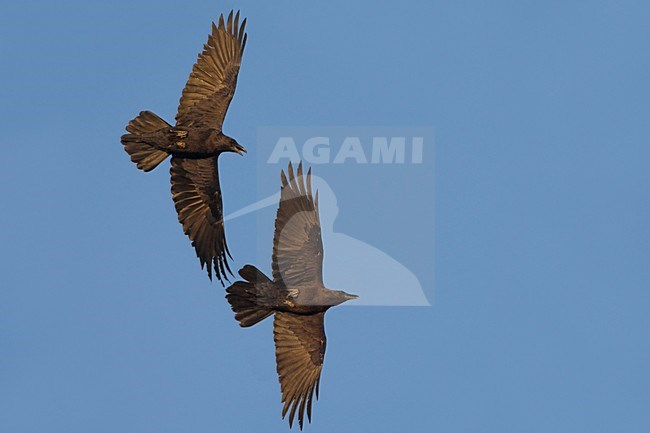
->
[226,137,247,155]
[324,289,358,306]
[216,133,247,155]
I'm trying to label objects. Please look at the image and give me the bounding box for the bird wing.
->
[274,311,326,429]
[272,162,324,290]
[170,156,232,282]
[175,10,247,129]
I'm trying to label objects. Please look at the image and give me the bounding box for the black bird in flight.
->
[121,10,247,282]
[226,162,357,429]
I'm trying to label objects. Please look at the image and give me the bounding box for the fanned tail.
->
[226,265,275,327]
[121,111,171,172]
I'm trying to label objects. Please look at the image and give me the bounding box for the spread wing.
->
[274,311,326,429]
[175,10,247,129]
[170,156,232,282]
[272,162,324,290]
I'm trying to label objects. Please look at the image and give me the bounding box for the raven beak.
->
[235,144,247,155]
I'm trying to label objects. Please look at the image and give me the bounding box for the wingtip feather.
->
[280,169,288,188]
[239,18,247,41]
[227,10,234,33]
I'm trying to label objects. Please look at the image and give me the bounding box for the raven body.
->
[226,162,357,429]
[121,10,247,282]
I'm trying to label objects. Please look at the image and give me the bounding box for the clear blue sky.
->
[1,1,649,432]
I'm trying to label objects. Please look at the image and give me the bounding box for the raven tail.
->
[120,111,170,172]
[226,265,275,327]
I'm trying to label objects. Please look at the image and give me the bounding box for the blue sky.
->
[1,1,649,432]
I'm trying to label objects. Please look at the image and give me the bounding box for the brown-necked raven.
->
[226,162,357,429]
[121,10,247,283]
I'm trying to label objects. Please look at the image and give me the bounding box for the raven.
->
[226,162,357,429]
[121,10,247,283]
